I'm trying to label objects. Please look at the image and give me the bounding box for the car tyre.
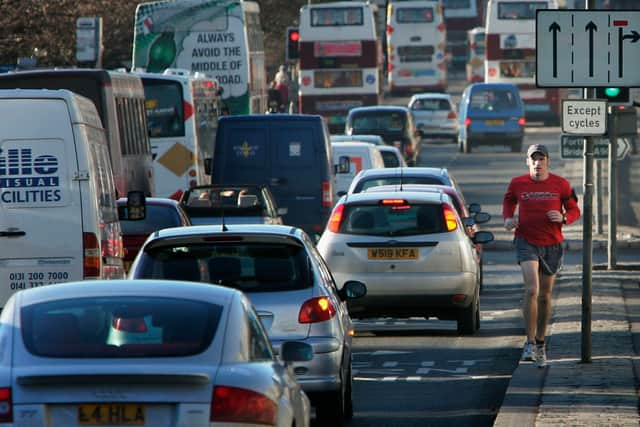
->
[463,137,472,153]
[315,365,350,425]
[457,288,480,335]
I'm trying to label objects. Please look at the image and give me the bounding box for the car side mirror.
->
[280,341,313,364]
[119,191,146,221]
[204,158,212,175]
[468,202,481,214]
[338,280,367,301]
[473,230,494,245]
[335,156,350,174]
[474,212,491,224]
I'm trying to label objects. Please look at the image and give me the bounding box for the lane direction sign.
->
[537,10,640,86]
[560,135,631,160]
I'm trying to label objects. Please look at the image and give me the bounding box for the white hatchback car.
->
[408,93,458,143]
[317,191,493,334]
[0,280,312,426]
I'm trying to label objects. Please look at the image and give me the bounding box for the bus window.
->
[498,2,547,20]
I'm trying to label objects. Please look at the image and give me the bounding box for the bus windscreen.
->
[498,2,548,20]
[397,8,434,23]
[311,7,363,26]
[143,81,186,138]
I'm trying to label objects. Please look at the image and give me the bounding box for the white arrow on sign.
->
[617,138,632,160]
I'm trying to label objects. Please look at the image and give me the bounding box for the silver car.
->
[0,280,312,427]
[347,166,459,195]
[129,224,366,425]
[317,191,493,334]
[408,93,458,143]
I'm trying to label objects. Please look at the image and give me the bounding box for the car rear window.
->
[339,202,447,236]
[21,297,221,358]
[356,176,447,193]
[119,204,183,234]
[411,99,451,111]
[136,242,311,292]
[469,89,519,112]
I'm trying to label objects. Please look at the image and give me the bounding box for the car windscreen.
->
[339,202,447,236]
[351,111,407,133]
[469,89,519,112]
[136,242,312,292]
[356,176,447,193]
[21,296,221,358]
[119,204,182,234]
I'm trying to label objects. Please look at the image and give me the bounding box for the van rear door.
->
[0,98,83,306]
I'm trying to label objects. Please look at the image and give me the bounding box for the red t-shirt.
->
[502,173,581,246]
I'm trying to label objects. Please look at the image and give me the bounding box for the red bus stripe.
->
[613,20,628,26]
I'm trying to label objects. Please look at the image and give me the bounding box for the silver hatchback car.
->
[317,191,493,334]
[129,224,366,425]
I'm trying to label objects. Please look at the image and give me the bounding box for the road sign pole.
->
[608,108,618,269]
[595,161,603,234]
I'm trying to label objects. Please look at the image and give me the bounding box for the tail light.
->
[183,100,194,121]
[83,232,100,278]
[437,22,445,32]
[464,117,472,127]
[443,204,458,232]
[380,199,408,206]
[327,204,345,232]
[486,34,500,60]
[211,386,277,425]
[388,62,394,72]
[169,190,183,201]
[447,111,457,119]
[518,117,526,126]
[299,297,337,323]
[0,387,12,423]
[322,181,332,207]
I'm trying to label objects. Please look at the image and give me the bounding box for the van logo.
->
[233,141,259,158]
[0,147,63,204]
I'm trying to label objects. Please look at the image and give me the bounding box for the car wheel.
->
[457,288,480,335]
[345,365,354,419]
[315,366,348,425]
[463,138,472,153]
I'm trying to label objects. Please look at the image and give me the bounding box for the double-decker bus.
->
[442,0,485,70]
[132,0,266,116]
[485,0,562,125]
[298,1,383,134]
[134,69,222,200]
[386,0,447,94]
[466,26,485,83]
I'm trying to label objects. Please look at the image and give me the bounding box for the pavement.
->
[490,222,640,426]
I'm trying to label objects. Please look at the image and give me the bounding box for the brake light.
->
[486,34,501,60]
[386,24,394,34]
[327,204,345,232]
[211,386,277,425]
[464,117,472,127]
[380,199,407,205]
[0,387,12,423]
[169,189,183,201]
[83,232,100,278]
[443,204,458,231]
[299,297,337,323]
[518,117,526,126]
[322,181,332,207]
[447,111,457,119]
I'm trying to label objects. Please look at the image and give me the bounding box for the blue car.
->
[457,83,525,153]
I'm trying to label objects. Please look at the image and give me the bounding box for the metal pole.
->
[595,160,603,234]
[581,0,595,364]
[607,108,618,269]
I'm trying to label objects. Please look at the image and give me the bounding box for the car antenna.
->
[214,190,228,232]
[399,166,404,191]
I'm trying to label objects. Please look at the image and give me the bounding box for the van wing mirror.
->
[121,191,146,221]
[335,156,350,174]
[204,158,212,175]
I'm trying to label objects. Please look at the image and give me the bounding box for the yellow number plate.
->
[485,119,504,126]
[368,248,419,260]
[78,403,145,425]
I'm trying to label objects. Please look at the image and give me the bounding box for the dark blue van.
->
[208,115,334,239]
[457,83,525,153]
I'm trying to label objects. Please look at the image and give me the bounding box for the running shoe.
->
[535,344,547,368]
[521,341,534,361]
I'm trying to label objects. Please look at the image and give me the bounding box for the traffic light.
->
[286,27,299,61]
[595,87,630,106]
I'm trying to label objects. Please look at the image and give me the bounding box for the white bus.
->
[485,0,562,125]
[466,26,485,83]
[386,0,447,95]
[298,1,383,134]
[134,69,222,200]
[132,0,266,116]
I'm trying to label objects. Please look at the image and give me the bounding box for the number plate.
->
[78,403,145,425]
[485,119,504,126]
[368,247,419,260]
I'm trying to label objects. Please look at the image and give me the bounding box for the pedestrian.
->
[267,80,282,113]
[274,65,290,113]
[502,144,581,368]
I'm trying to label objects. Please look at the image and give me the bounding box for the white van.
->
[331,141,385,198]
[0,89,125,308]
